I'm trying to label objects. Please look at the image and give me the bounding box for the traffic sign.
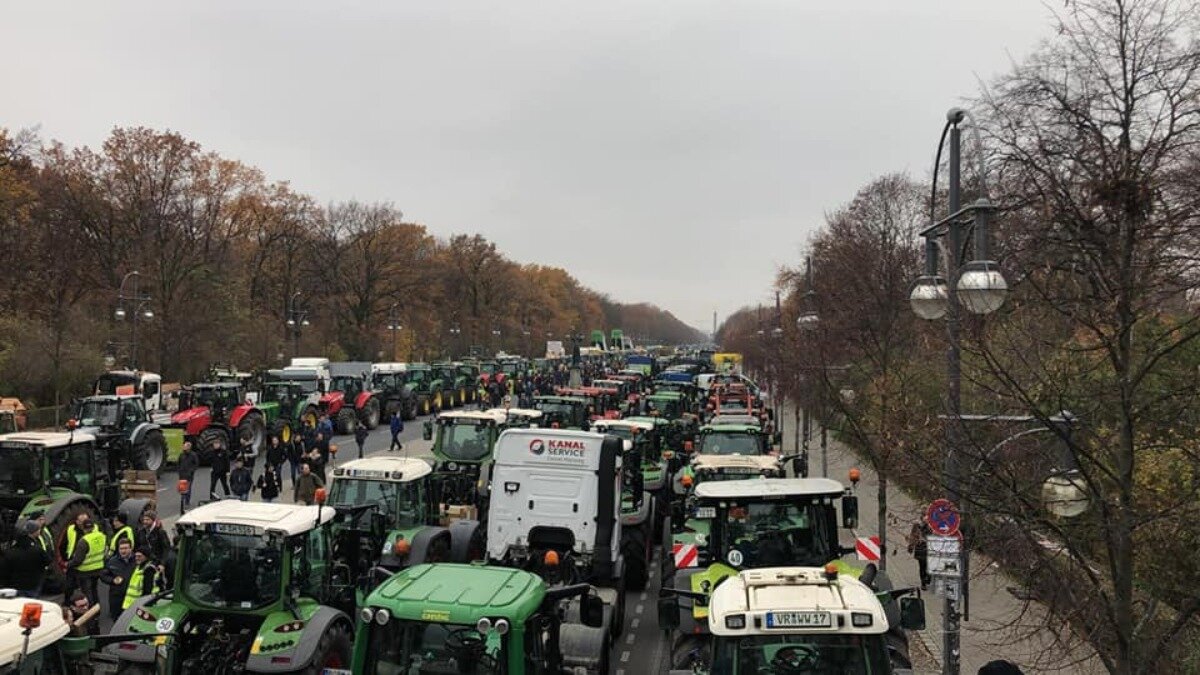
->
[855,536,881,562]
[925,498,961,537]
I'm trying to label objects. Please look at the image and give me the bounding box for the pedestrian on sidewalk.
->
[293,462,324,506]
[354,420,369,459]
[389,411,404,452]
[210,439,231,498]
[257,463,282,503]
[230,458,253,501]
[177,441,199,512]
[906,521,931,589]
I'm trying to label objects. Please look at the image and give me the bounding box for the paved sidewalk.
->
[806,421,1103,675]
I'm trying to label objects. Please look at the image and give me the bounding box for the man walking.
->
[257,463,282,503]
[285,435,303,484]
[230,458,253,501]
[389,410,404,452]
[354,420,369,459]
[177,441,199,513]
[210,439,231,498]
[293,462,323,506]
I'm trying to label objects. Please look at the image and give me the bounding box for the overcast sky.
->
[3,1,1053,333]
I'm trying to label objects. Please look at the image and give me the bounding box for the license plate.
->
[765,611,831,628]
[694,506,716,519]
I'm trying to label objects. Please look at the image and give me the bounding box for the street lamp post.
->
[491,328,502,355]
[285,292,311,358]
[115,271,153,369]
[386,303,402,361]
[909,108,1008,675]
[795,256,821,475]
[449,326,462,359]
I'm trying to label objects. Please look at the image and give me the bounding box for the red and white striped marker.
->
[855,536,881,562]
[672,542,699,568]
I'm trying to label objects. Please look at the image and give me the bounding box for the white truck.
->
[670,566,925,674]
[284,357,332,393]
[95,370,165,415]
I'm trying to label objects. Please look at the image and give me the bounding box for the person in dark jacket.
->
[7,521,48,597]
[209,439,231,498]
[256,463,282,503]
[389,411,404,452]
[266,435,286,478]
[65,591,100,637]
[293,462,324,505]
[230,458,253,501]
[314,432,331,465]
[354,421,369,459]
[100,539,135,620]
[285,436,303,484]
[136,511,173,585]
[304,447,327,483]
[177,441,200,512]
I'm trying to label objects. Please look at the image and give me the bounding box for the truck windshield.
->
[698,433,764,456]
[182,533,282,609]
[365,620,505,675]
[329,478,423,530]
[439,422,491,461]
[75,400,119,427]
[713,633,890,674]
[0,447,42,495]
[719,501,833,568]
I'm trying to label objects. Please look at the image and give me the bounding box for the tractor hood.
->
[319,391,345,407]
[171,406,210,426]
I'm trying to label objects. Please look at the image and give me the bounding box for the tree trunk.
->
[878,472,888,571]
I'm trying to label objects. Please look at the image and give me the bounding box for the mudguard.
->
[171,407,212,437]
[673,563,736,634]
[620,493,652,527]
[447,519,483,563]
[118,498,152,525]
[105,595,184,664]
[382,526,449,568]
[353,391,373,411]
[129,421,160,448]
[245,606,352,673]
[228,403,258,429]
[20,492,99,530]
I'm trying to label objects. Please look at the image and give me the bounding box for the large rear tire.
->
[271,418,294,444]
[622,525,650,591]
[671,634,710,671]
[335,407,356,435]
[299,621,353,675]
[404,397,418,421]
[237,412,266,458]
[302,405,319,429]
[363,398,381,429]
[49,500,101,585]
[197,427,228,464]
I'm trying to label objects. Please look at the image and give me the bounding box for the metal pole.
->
[943,113,964,675]
[820,417,828,478]
[129,273,138,369]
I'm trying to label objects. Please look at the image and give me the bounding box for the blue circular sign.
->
[925,499,961,537]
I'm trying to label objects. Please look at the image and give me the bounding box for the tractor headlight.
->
[851,612,873,627]
[446,462,459,472]
[724,614,746,629]
[374,608,391,626]
[476,617,492,633]
[494,619,510,635]
[359,607,374,624]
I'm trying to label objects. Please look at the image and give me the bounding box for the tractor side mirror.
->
[900,596,926,630]
[657,597,679,630]
[422,421,433,441]
[370,511,387,542]
[842,494,859,529]
[581,594,604,628]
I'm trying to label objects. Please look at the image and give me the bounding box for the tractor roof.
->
[485,407,544,421]
[176,501,333,536]
[371,362,408,373]
[709,415,762,427]
[534,395,588,404]
[438,410,505,424]
[701,424,764,434]
[368,563,545,624]
[623,416,671,428]
[592,419,655,432]
[708,567,887,636]
[691,454,780,474]
[332,456,431,482]
[0,596,70,666]
[192,382,242,389]
[647,392,685,400]
[695,477,845,501]
[0,431,98,448]
[406,363,432,370]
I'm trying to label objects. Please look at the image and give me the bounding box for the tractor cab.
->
[178,383,243,418]
[532,396,591,430]
[484,407,544,429]
[0,595,75,673]
[422,411,507,521]
[694,424,777,457]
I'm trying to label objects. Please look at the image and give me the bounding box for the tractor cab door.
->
[92,442,121,513]
[296,526,331,602]
[119,398,147,432]
[48,443,95,496]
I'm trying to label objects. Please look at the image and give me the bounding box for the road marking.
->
[635,604,643,615]
[640,591,647,601]
[626,634,635,645]
[621,651,630,663]
[631,618,640,630]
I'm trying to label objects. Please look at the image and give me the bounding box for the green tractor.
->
[104,501,358,674]
[531,395,591,430]
[350,563,610,674]
[259,371,324,440]
[421,410,512,524]
[0,431,154,590]
[455,361,481,405]
[327,455,486,570]
[432,362,469,410]
[404,363,443,416]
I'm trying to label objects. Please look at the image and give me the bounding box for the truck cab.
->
[94,370,164,414]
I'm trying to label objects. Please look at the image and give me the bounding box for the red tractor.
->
[169,382,277,462]
[321,372,382,435]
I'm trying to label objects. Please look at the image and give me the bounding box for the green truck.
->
[350,563,609,674]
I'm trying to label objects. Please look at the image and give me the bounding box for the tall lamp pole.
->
[115,271,153,369]
[909,108,1008,675]
[386,303,403,360]
[286,292,311,358]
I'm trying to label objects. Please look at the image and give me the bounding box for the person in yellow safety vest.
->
[63,511,90,561]
[28,511,54,557]
[65,518,106,604]
[122,547,163,609]
[107,512,134,558]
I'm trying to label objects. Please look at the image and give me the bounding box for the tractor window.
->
[120,400,145,429]
[329,479,424,530]
[75,400,119,428]
[332,376,363,395]
[407,370,428,384]
[713,634,889,674]
[183,532,281,609]
[48,445,92,495]
[303,528,329,598]
[364,620,506,675]
[718,501,832,568]
[439,422,491,461]
[697,433,763,456]
[0,446,42,496]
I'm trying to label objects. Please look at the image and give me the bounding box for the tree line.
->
[0,127,703,408]
[721,1,1200,673]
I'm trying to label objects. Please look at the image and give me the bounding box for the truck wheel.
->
[271,419,294,444]
[336,408,356,435]
[197,427,228,464]
[299,621,352,674]
[237,412,266,457]
[139,430,167,474]
[363,399,381,429]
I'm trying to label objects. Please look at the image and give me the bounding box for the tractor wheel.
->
[271,418,294,444]
[335,408,356,435]
[298,621,353,675]
[137,429,167,474]
[671,634,710,671]
[197,427,228,464]
[433,392,443,413]
[50,501,101,576]
[404,398,418,421]
[622,525,649,591]
[237,412,266,458]
[448,390,458,409]
[419,397,431,416]
[458,388,467,406]
[302,405,319,429]
[363,399,381,429]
